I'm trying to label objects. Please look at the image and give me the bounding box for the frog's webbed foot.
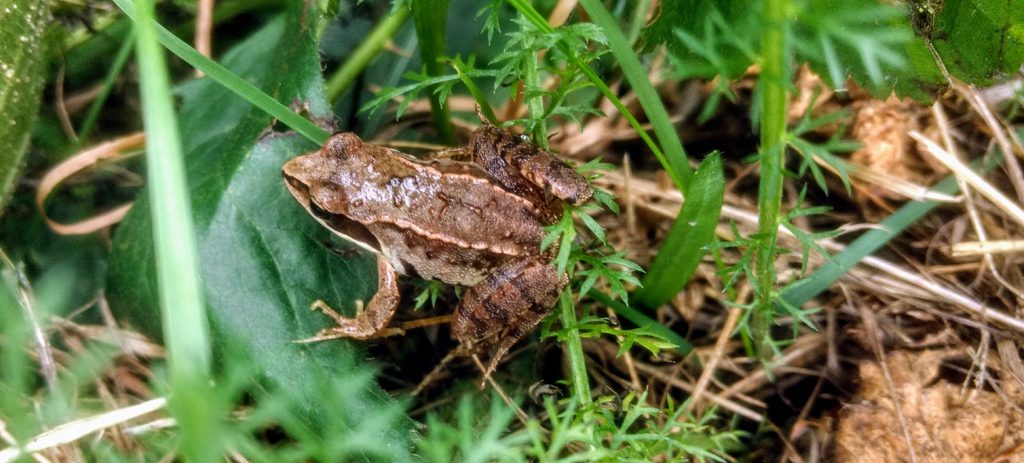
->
[451,258,567,380]
[296,255,402,342]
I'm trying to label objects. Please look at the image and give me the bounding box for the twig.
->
[956,83,1024,206]
[951,240,1024,257]
[911,131,1024,229]
[36,133,144,235]
[470,355,531,426]
[684,305,743,414]
[716,334,826,401]
[194,0,214,77]
[0,249,60,396]
[54,66,78,142]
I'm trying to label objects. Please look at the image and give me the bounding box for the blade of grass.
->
[780,153,1003,308]
[325,6,410,104]
[78,26,136,143]
[132,0,217,460]
[577,0,691,189]
[506,0,691,193]
[112,0,329,145]
[411,0,456,145]
[636,153,724,309]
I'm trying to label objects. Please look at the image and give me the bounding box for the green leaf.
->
[0,0,49,216]
[641,0,752,60]
[635,152,724,310]
[106,10,411,457]
[925,0,1024,83]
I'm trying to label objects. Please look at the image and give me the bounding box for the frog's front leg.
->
[300,254,402,341]
[451,257,567,378]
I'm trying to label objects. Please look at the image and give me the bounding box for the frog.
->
[281,122,592,376]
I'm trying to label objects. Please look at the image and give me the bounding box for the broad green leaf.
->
[0,0,49,216]
[923,0,1024,84]
[635,152,724,310]
[106,9,412,458]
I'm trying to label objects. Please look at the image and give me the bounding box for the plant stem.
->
[523,44,547,146]
[559,290,591,406]
[752,0,789,361]
[133,0,216,459]
[325,6,410,105]
[411,0,455,145]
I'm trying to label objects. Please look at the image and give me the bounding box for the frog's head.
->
[282,135,359,217]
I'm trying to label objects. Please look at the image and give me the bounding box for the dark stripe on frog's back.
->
[344,154,547,254]
[369,222,511,287]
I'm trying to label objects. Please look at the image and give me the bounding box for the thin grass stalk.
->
[132,0,216,459]
[578,0,691,189]
[112,0,329,145]
[752,0,789,361]
[326,6,410,104]
[78,27,136,143]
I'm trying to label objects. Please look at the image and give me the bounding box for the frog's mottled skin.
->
[282,125,592,376]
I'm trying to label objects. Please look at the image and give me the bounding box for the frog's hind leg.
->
[451,258,567,379]
[298,255,402,342]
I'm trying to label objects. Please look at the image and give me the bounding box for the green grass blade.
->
[132,0,217,459]
[78,26,136,142]
[781,154,1003,308]
[578,0,692,189]
[325,6,410,104]
[112,0,329,145]
[636,153,724,309]
[0,0,49,216]
[411,0,455,144]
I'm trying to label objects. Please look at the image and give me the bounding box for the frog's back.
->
[346,154,547,260]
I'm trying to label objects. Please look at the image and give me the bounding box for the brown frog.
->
[282,123,592,376]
